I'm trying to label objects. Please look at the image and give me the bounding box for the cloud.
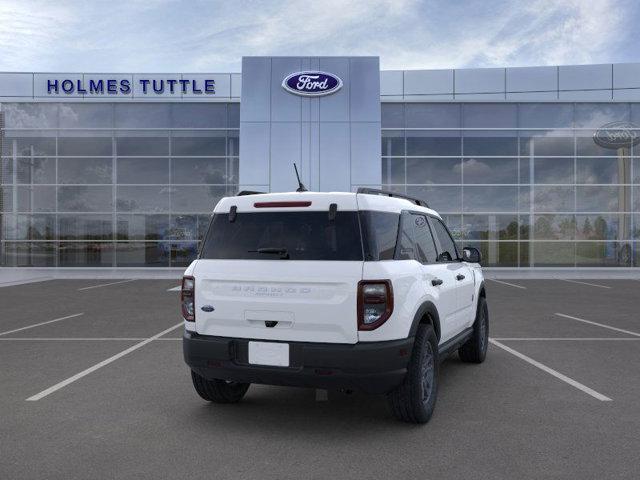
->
[0,0,636,72]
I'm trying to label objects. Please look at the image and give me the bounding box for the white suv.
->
[182,188,488,423]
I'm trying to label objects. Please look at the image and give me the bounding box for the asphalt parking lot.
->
[1,278,639,479]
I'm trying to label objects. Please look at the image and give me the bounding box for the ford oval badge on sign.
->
[282,71,343,97]
[593,121,640,149]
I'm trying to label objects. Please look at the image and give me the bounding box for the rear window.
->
[359,211,400,261]
[200,211,363,261]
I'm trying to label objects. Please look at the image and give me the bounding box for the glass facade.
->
[382,103,640,267]
[0,102,239,267]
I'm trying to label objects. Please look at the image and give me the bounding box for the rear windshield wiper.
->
[248,247,290,259]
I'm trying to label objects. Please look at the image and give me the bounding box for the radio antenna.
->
[293,163,308,192]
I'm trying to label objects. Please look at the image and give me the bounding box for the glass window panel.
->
[464,241,518,267]
[116,214,169,240]
[1,213,16,239]
[519,186,531,213]
[534,186,574,212]
[576,186,623,212]
[16,157,56,184]
[429,217,459,261]
[114,104,171,128]
[1,186,12,211]
[116,136,168,156]
[576,242,631,267]
[462,157,517,184]
[381,130,404,156]
[576,135,621,156]
[169,214,199,240]
[519,133,574,156]
[464,135,518,156]
[518,104,574,129]
[576,157,626,184]
[463,104,517,128]
[117,158,169,184]
[228,103,240,127]
[58,137,112,156]
[10,136,56,156]
[58,186,113,212]
[2,104,58,128]
[440,214,463,240]
[59,242,114,267]
[406,186,461,213]
[14,214,55,240]
[634,159,640,184]
[575,214,630,241]
[519,215,530,240]
[2,242,56,267]
[534,157,574,184]
[115,242,170,267]
[171,104,227,128]
[171,134,226,156]
[197,214,212,239]
[116,186,170,213]
[171,241,199,267]
[171,158,227,184]
[463,186,518,213]
[58,214,113,240]
[1,158,12,183]
[58,158,112,184]
[58,104,113,128]
[462,215,519,240]
[406,131,461,156]
[17,185,56,212]
[574,103,630,128]
[382,158,405,184]
[533,215,576,240]
[171,185,226,212]
[382,103,405,128]
[227,130,239,157]
[634,215,640,239]
[227,157,239,185]
[533,242,575,266]
[406,157,461,184]
[406,104,460,128]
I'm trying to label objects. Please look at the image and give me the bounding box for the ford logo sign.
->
[282,71,343,97]
[593,121,640,149]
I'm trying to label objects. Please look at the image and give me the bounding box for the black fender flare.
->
[478,280,486,300]
[408,301,441,342]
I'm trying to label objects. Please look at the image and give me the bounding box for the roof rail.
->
[356,187,429,208]
[237,190,265,196]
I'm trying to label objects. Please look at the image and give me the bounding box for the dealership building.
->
[1,56,639,269]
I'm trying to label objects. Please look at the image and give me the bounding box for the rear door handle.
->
[431,278,443,286]
[456,274,465,281]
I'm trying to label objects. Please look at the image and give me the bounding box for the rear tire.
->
[190,370,250,403]
[458,296,489,363]
[387,324,438,424]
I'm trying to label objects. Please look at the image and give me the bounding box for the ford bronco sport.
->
[182,188,488,423]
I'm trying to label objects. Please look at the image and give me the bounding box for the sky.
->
[0,0,638,72]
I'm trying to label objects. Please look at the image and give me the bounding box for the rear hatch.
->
[193,193,363,344]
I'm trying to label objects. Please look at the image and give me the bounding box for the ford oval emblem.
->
[282,71,343,97]
[593,121,640,149]
[201,305,215,312]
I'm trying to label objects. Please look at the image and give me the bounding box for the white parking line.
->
[487,279,526,290]
[167,286,181,292]
[0,337,182,341]
[78,279,137,291]
[555,313,640,337]
[559,279,611,289]
[26,322,183,401]
[492,337,640,341]
[0,313,84,337]
[489,338,612,402]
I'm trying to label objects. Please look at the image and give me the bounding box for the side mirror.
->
[462,247,482,264]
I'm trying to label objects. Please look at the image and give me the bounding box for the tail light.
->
[181,276,195,321]
[357,280,393,330]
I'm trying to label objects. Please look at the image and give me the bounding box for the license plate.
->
[248,341,289,367]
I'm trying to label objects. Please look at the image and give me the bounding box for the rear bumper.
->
[183,331,414,394]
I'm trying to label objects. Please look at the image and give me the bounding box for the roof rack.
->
[237,190,265,196]
[356,187,429,208]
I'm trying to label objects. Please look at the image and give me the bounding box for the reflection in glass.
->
[518,104,573,129]
[117,158,170,184]
[58,158,112,184]
[576,186,623,212]
[463,104,517,128]
[171,241,199,266]
[381,130,404,156]
[534,186,574,212]
[406,104,460,128]
[58,214,113,240]
[171,158,227,184]
[172,104,227,128]
[534,158,574,184]
[115,242,169,267]
[533,215,576,240]
[463,186,518,213]
[2,242,56,266]
[59,104,113,128]
[114,104,171,128]
[406,186,461,213]
[3,104,58,128]
[406,158,461,184]
[10,136,56,156]
[520,134,574,157]
[58,186,113,212]
[16,157,56,184]
[171,135,226,156]
[463,241,518,267]
[406,131,461,156]
[116,137,169,156]
[463,136,518,156]
[533,242,575,266]
[575,214,628,241]
[171,186,226,213]
[116,214,169,241]
[17,186,56,212]
[462,157,517,184]
[58,137,112,156]
[59,242,114,267]
[462,215,518,240]
[382,158,404,184]
[382,103,405,128]
[116,186,171,213]
[576,242,631,267]
[576,157,628,184]
[15,214,55,240]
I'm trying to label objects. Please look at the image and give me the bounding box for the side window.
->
[412,214,438,264]
[429,217,459,262]
[395,212,416,260]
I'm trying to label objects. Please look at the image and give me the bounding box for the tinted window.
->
[429,217,459,261]
[412,214,438,263]
[201,212,363,261]
[360,211,399,261]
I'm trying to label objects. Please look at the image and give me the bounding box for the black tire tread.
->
[459,296,489,363]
